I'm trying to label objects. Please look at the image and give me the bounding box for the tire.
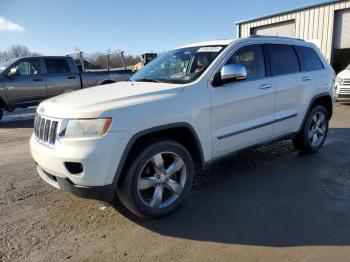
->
[0,108,3,120]
[117,139,194,218]
[292,105,329,153]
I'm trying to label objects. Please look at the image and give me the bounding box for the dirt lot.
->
[1,104,350,262]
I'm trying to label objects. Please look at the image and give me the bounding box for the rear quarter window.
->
[266,44,300,76]
[295,46,324,71]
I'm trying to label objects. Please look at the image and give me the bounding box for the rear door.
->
[295,45,327,91]
[210,44,275,157]
[265,44,305,137]
[44,58,80,97]
[3,58,46,105]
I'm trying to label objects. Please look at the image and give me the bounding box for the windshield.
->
[0,58,17,74]
[131,45,226,84]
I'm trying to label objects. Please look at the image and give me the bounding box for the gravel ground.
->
[1,103,350,262]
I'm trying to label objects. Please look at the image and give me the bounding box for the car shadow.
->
[111,128,350,247]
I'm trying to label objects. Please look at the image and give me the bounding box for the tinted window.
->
[226,44,265,80]
[45,59,70,74]
[295,46,324,71]
[14,59,41,76]
[267,45,300,76]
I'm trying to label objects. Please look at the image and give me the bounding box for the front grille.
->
[342,78,350,85]
[338,87,350,94]
[34,115,59,145]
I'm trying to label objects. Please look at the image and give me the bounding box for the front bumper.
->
[336,94,350,102]
[30,131,131,199]
[36,165,115,201]
[336,84,350,102]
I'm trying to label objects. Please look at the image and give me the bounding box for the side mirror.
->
[221,64,247,81]
[213,64,247,87]
[7,67,17,77]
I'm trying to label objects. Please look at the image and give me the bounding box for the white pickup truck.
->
[30,36,335,218]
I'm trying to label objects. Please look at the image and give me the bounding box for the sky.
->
[0,0,325,56]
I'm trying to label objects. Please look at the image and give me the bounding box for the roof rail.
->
[248,35,305,41]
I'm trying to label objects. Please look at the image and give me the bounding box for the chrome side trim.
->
[217,113,298,140]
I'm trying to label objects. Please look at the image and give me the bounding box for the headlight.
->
[63,118,112,138]
[335,77,342,85]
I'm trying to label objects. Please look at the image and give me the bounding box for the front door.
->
[3,58,46,106]
[210,44,275,158]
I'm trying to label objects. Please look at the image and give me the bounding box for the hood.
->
[337,69,350,79]
[39,81,184,118]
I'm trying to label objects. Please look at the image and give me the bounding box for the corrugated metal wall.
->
[238,0,350,62]
[251,20,296,38]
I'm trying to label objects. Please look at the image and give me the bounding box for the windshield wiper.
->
[134,78,161,83]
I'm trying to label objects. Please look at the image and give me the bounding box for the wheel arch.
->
[299,92,333,132]
[112,123,205,185]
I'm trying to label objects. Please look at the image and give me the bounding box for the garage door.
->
[251,20,296,38]
[333,9,350,49]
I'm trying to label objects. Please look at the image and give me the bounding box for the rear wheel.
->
[292,105,329,153]
[117,140,194,218]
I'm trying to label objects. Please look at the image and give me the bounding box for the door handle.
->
[68,76,76,79]
[259,84,273,90]
[33,78,43,82]
[302,76,311,81]
[7,86,15,90]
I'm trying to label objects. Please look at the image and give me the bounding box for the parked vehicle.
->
[335,64,350,102]
[30,36,336,218]
[0,56,132,120]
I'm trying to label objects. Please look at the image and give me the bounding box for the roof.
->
[11,55,68,60]
[235,0,343,25]
[177,39,234,49]
[176,36,309,50]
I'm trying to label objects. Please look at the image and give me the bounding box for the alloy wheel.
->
[308,111,327,148]
[137,152,186,209]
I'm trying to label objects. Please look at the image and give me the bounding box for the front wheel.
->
[292,105,329,153]
[117,140,194,218]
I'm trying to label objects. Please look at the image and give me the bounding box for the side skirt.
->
[203,132,297,171]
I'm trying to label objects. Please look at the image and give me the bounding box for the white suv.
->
[30,36,336,218]
[335,64,350,102]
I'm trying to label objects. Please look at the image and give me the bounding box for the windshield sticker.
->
[197,46,223,53]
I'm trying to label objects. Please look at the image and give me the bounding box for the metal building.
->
[236,0,350,72]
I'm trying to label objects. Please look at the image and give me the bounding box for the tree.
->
[0,44,142,69]
[0,44,40,63]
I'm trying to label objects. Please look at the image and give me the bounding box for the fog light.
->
[64,162,84,174]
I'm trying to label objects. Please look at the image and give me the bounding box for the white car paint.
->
[30,36,335,192]
[335,66,350,102]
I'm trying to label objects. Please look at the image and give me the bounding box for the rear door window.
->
[266,44,300,76]
[45,59,71,74]
[295,46,324,71]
